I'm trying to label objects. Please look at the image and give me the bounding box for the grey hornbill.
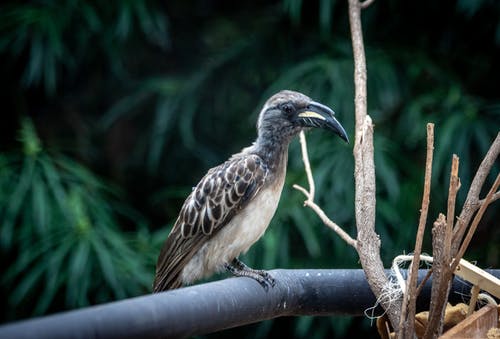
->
[153,90,348,292]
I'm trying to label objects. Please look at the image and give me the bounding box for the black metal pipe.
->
[0,269,498,339]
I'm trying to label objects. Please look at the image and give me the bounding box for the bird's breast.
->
[217,183,283,258]
[181,170,286,284]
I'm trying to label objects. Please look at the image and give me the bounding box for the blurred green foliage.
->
[0,118,167,320]
[0,0,168,94]
[0,0,499,338]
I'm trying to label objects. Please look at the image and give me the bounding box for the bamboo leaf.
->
[90,235,125,298]
[31,170,49,234]
[66,240,90,306]
[1,157,35,248]
[10,257,48,305]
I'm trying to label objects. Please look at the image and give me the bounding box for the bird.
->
[153,90,348,292]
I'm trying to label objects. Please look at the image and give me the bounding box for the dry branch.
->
[398,123,434,338]
[451,172,500,273]
[348,0,400,329]
[422,143,498,338]
[422,155,460,339]
[293,132,357,248]
[360,0,376,9]
[445,155,460,259]
[452,132,500,255]
[297,131,315,201]
[295,2,499,337]
[424,213,450,339]
[478,191,500,205]
[297,0,398,329]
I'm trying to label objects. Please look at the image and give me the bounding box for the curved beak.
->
[297,101,349,143]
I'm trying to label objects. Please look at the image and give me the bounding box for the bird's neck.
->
[252,132,292,173]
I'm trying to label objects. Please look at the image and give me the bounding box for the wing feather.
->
[153,153,268,291]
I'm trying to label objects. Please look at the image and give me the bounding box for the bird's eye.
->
[281,103,295,116]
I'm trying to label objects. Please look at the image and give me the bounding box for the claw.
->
[225,258,275,291]
[260,271,276,287]
[254,271,275,291]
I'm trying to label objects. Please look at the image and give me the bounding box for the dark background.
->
[0,0,499,337]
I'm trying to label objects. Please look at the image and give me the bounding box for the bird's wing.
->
[153,153,268,291]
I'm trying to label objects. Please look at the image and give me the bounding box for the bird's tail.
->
[152,269,183,292]
[152,226,191,292]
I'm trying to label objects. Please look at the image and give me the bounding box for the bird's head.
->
[257,90,349,144]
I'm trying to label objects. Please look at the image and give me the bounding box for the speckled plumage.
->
[153,90,347,292]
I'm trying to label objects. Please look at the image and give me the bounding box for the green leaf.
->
[10,257,48,305]
[1,157,35,248]
[34,273,64,315]
[39,156,70,220]
[66,240,90,306]
[90,235,125,298]
[31,170,49,234]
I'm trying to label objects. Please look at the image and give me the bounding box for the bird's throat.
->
[253,136,290,175]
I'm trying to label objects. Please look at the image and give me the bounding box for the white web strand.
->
[364,254,435,322]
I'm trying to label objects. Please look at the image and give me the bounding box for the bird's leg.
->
[224,258,276,291]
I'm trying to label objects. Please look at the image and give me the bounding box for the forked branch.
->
[348,0,401,329]
[293,132,357,248]
[398,123,434,338]
[295,0,400,330]
[452,132,500,254]
[294,0,499,336]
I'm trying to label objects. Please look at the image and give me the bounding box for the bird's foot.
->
[225,258,275,291]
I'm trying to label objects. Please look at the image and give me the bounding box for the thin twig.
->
[452,132,500,254]
[292,133,357,248]
[445,155,460,260]
[423,213,449,339]
[467,285,480,316]
[302,197,358,248]
[415,268,433,297]
[450,172,500,273]
[422,135,499,338]
[360,0,376,9]
[299,131,315,201]
[398,123,434,338]
[423,155,460,338]
[293,184,310,198]
[477,191,500,206]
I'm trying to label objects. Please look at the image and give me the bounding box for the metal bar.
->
[1,269,498,339]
